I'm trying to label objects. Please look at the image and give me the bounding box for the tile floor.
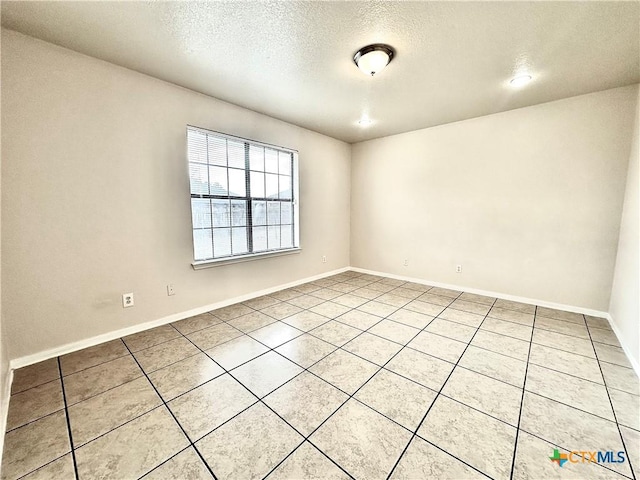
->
[2,270,639,480]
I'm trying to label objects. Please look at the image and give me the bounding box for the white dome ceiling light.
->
[354,44,395,77]
[510,74,533,88]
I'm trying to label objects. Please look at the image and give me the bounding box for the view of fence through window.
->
[187,126,298,262]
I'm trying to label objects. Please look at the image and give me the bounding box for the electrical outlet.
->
[167,284,175,296]
[122,293,134,308]
[456,265,462,273]
[322,255,327,263]
[403,259,408,266]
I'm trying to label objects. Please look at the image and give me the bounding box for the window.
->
[187,126,299,265]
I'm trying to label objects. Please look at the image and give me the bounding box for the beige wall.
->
[1,29,351,360]
[351,85,638,311]
[609,87,640,371]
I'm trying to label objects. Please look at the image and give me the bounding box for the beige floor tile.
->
[418,396,516,480]
[142,448,213,479]
[148,352,224,401]
[309,288,343,301]
[270,288,304,302]
[609,388,640,430]
[425,318,476,343]
[471,329,530,361]
[391,436,486,479]
[249,321,303,348]
[60,339,128,376]
[520,392,631,477]
[310,399,412,479]
[459,345,527,387]
[268,442,349,480]
[6,379,64,431]
[532,329,595,358]
[371,294,409,309]
[287,294,325,309]
[329,283,360,294]
[404,299,446,317]
[197,403,302,480]
[586,316,612,330]
[310,349,379,395]
[594,342,633,368]
[428,287,461,298]
[620,426,639,480]
[243,295,281,310]
[186,323,242,350]
[206,335,269,370]
[450,299,491,316]
[458,292,495,306]
[368,319,420,345]
[399,282,430,293]
[536,307,585,324]
[309,320,361,347]
[600,362,640,395]
[417,292,454,307]
[75,407,188,480]
[64,354,142,405]
[226,311,276,333]
[335,310,382,330]
[134,337,200,373]
[481,317,532,341]
[275,334,336,368]
[21,453,74,480]
[535,316,590,338]
[11,358,60,394]
[512,430,622,480]
[123,324,181,352]
[281,311,330,331]
[358,299,400,317]
[389,287,423,300]
[529,343,603,383]
[309,301,351,319]
[1,411,70,480]
[210,303,254,321]
[366,282,396,294]
[526,364,614,420]
[438,308,485,328]
[261,302,304,320]
[355,369,437,431]
[332,293,368,308]
[69,376,162,446]
[408,331,467,363]
[388,309,434,329]
[492,299,536,314]
[386,348,453,391]
[488,307,534,326]
[264,372,348,436]
[443,367,522,426]
[168,373,256,440]
[171,313,223,335]
[343,332,403,366]
[232,351,303,397]
[293,283,322,294]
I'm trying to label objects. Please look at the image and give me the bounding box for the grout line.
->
[508,305,536,480]
[56,358,80,480]
[384,295,496,480]
[586,317,638,480]
[120,342,219,480]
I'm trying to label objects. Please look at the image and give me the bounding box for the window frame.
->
[187,125,300,269]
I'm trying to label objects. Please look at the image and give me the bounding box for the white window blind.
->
[187,126,299,263]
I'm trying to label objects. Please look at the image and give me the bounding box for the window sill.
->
[191,248,302,270]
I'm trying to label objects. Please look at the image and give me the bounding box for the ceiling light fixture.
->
[354,44,394,76]
[510,74,533,87]
[358,117,373,127]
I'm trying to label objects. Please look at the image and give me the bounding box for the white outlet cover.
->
[122,293,134,308]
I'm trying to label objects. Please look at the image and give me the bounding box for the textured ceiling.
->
[2,1,639,143]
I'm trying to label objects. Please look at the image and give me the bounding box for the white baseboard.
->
[9,267,349,370]
[0,368,14,465]
[351,267,609,318]
[607,313,640,379]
